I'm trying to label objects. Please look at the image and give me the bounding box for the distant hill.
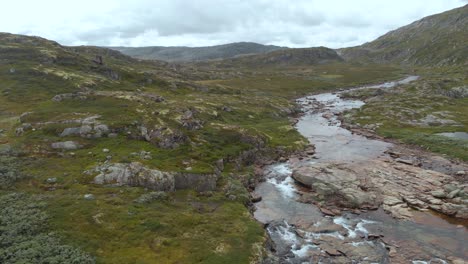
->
[111,42,286,62]
[339,4,468,66]
[199,47,343,68]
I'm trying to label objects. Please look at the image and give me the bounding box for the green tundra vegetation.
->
[341,65,468,161]
[0,4,467,263]
[0,33,403,263]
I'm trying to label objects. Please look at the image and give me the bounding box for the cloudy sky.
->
[1,0,466,48]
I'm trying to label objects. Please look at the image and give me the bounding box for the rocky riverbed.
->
[253,77,467,263]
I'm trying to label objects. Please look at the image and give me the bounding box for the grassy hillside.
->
[339,4,468,66]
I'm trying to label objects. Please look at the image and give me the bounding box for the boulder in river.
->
[292,162,380,209]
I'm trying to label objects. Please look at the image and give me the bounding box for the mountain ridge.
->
[110,42,286,62]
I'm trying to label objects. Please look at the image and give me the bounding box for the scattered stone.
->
[92,213,104,224]
[430,190,446,199]
[84,194,95,200]
[221,106,232,112]
[52,92,88,102]
[403,196,427,209]
[386,150,401,158]
[15,127,24,136]
[447,189,460,199]
[427,198,443,205]
[102,148,110,153]
[322,246,343,256]
[198,191,213,197]
[319,207,338,216]
[395,158,413,165]
[135,191,168,203]
[455,170,465,176]
[251,195,262,203]
[46,177,57,184]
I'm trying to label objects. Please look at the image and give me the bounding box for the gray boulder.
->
[51,141,81,150]
[60,127,81,137]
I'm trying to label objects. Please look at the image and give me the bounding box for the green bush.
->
[0,155,24,188]
[0,193,95,264]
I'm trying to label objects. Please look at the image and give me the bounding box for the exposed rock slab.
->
[291,158,467,219]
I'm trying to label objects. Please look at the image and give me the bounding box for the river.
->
[253,76,467,263]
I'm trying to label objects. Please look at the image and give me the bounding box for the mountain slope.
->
[339,4,468,66]
[111,42,285,62]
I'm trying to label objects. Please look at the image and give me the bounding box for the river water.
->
[253,76,467,263]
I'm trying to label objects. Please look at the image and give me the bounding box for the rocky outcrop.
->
[439,85,468,99]
[89,162,217,192]
[180,109,203,130]
[92,162,175,191]
[60,123,110,138]
[52,92,88,102]
[139,126,188,149]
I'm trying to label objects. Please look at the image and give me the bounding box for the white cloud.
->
[0,0,466,48]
